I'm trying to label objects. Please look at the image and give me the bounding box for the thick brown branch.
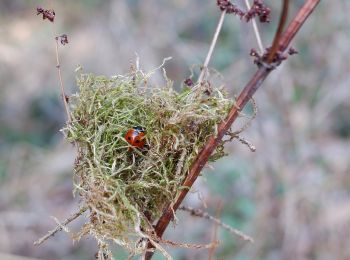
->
[278,0,321,51]
[145,0,321,258]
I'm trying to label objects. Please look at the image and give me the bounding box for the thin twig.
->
[267,0,289,63]
[234,135,256,152]
[243,0,264,54]
[159,238,218,250]
[208,202,222,260]
[231,97,258,136]
[34,207,87,246]
[55,38,71,122]
[145,1,321,259]
[197,10,226,84]
[180,206,253,243]
[278,0,320,51]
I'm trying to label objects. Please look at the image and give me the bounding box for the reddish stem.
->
[267,0,289,63]
[145,0,321,258]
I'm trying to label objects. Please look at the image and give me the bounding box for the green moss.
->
[63,68,233,255]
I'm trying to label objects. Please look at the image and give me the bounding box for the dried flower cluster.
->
[56,34,69,45]
[184,78,194,87]
[217,0,245,17]
[36,8,69,46]
[288,47,299,55]
[36,6,55,22]
[250,46,298,70]
[246,0,271,23]
[217,0,270,23]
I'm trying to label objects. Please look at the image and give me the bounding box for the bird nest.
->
[63,65,234,256]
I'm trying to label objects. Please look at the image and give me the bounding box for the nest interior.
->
[64,68,233,252]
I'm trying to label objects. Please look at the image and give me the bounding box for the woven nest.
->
[63,65,234,256]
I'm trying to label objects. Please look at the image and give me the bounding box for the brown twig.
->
[208,202,222,260]
[145,0,321,258]
[267,0,289,63]
[278,0,320,52]
[158,238,218,250]
[34,207,87,246]
[180,205,253,243]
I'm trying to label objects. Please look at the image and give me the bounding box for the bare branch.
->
[180,206,254,243]
[34,207,87,246]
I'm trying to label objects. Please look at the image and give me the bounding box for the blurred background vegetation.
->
[1,0,350,259]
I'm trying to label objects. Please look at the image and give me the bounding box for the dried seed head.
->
[184,78,194,87]
[217,0,270,23]
[250,48,259,57]
[245,0,271,23]
[288,47,299,55]
[36,6,55,22]
[217,0,245,18]
[56,34,69,45]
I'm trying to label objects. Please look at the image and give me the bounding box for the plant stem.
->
[243,0,264,54]
[55,38,71,122]
[267,0,289,63]
[197,10,226,84]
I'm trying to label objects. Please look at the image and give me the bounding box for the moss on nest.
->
[64,67,233,254]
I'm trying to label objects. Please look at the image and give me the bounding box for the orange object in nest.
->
[125,126,146,149]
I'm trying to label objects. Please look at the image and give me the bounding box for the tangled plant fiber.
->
[64,65,233,255]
